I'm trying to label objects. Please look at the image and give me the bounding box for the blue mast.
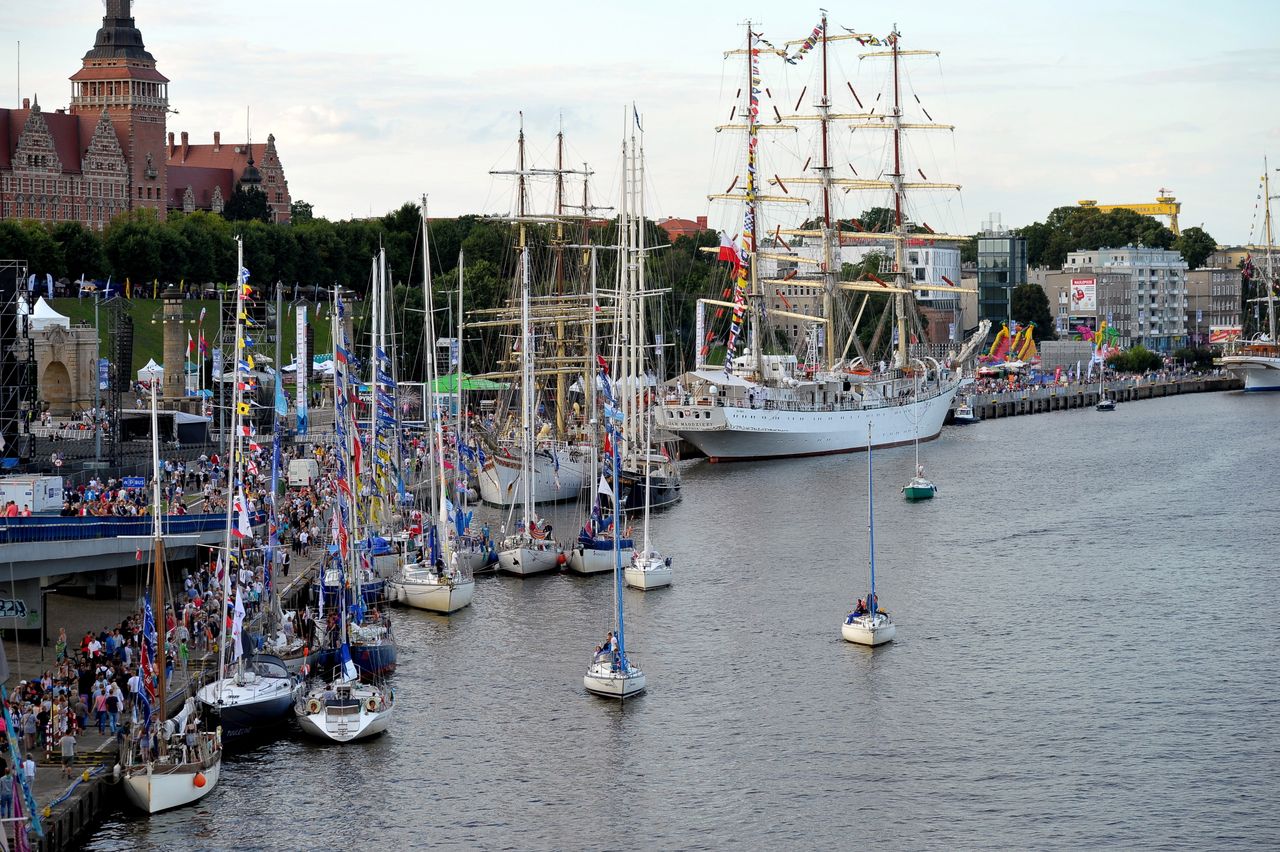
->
[867,424,875,612]
[612,435,626,671]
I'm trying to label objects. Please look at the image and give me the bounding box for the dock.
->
[962,374,1241,420]
[7,556,321,852]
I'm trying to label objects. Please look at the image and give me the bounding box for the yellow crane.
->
[1077,189,1181,235]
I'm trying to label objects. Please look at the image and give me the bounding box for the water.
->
[87,391,1280,850]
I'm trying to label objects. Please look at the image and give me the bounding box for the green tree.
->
[50,221,105,280]
[1019,206,1176,268]
[1010,283,1058,341]
[289,199,315,223]
[15,221,64,279]
[104,209,163,284]
[1173,226,1216,270]
[223,186,272,223]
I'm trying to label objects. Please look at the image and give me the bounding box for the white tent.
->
[27,297,71,331]
[138,358,163,382]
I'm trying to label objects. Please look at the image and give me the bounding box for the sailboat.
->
[842,426,896,647]
[294,616,395,743]
[122,385,222,812]
[390,201,476,612]
[498,245,563,576]
[1221,159,1280,391]
[583,416,646,699]
[657,16,989,462]
[311,285,398,677]
[198,243,301,737]
[902,386,937,501]
[1095,373,1116,411]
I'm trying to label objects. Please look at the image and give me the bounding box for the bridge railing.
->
[0,512,261,545]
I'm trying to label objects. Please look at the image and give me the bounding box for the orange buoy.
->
[193,772,207,788]
[556,553,567,566]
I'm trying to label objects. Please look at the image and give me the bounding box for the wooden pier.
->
[961,375,1241,421]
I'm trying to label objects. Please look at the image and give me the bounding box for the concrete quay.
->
[961,374,1242,421]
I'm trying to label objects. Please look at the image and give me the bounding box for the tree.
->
[1019,206,1176,268]
[1010,283,1058,341]
[104,209,163,284]
[223,186,271,222]
[1174,226,1216,270]
[51,221,106,280]
[289,199,314,223]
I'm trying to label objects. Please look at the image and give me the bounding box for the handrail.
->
[0,511,263,544]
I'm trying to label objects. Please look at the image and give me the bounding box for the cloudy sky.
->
[8,1,1279,243]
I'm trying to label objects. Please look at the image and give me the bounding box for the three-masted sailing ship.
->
[658,17,988,462]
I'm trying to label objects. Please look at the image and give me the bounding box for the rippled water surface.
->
[87,392,1280,849]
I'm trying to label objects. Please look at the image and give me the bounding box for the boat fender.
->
[193,772,207,788]
[365,697,379,713]
[307,698,322,715]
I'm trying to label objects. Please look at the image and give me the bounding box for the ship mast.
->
[818,12,837,369]
[889,26,910,369]
[1263,159,1277,341]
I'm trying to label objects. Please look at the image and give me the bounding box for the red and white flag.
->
[232,490,252,539]
[718,231,742,270]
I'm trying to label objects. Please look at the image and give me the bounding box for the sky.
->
[5,1,1279,243]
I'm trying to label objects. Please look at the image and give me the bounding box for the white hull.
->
[660,384,959,461]
[498,539,561,576]
[583,661,647,698]
[842,613,896,646]
[122,756,221,814]
[390,572,475,613]
[295,685,393,743]
[568,545,633,575]
[624,555,673,590]
[1222,353,1280,391]
[478,446,589,505]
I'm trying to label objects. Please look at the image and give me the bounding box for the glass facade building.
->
[977,231,1027,333]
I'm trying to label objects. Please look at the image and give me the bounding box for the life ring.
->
[365,697,379,713]
[307,698,322,715]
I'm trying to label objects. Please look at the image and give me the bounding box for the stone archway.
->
[42,360,73,415]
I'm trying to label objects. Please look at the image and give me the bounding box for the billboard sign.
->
[1209,326,1242,344]
[1069,277,1097,312]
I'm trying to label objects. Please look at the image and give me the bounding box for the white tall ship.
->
[658,18,987,462]
[1221,159,1280,392]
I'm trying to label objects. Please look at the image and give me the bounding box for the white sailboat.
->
[1221,159,1280,391]
[583,414,646,698]
[294,660,394,744]
[122,384,222,813]
[498,246,562,576]
[198,242,300,736]
[389,200,476,613]
[658,17,987,462]
[842,426,896,647]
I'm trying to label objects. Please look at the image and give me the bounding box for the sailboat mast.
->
[217,237,247,689]
[589,247,599,489]
[554,127,568,437]
[1263,161,1277,341]
[818,12,838,369]
[150,381,166,727]
[745,22,764,379]
[456,252,465,499]
[867,425,876,608]
[420,198,441,542]
[520,246,534,529]
[890,27,910,369]
[637,116,649,460]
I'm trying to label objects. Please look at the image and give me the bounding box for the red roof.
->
[166,142,268,170]
[166,164,233,209]
[0,108,91,175]
[70,64,169,83]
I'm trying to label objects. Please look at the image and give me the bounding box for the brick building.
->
[0,0,290,229]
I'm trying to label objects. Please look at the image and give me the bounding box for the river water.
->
[87,390,1279,850]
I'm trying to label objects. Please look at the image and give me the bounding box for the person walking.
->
[60,731,77,778]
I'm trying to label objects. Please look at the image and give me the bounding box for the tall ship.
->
[1221,159,1280,391]
[658,17,987,462]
